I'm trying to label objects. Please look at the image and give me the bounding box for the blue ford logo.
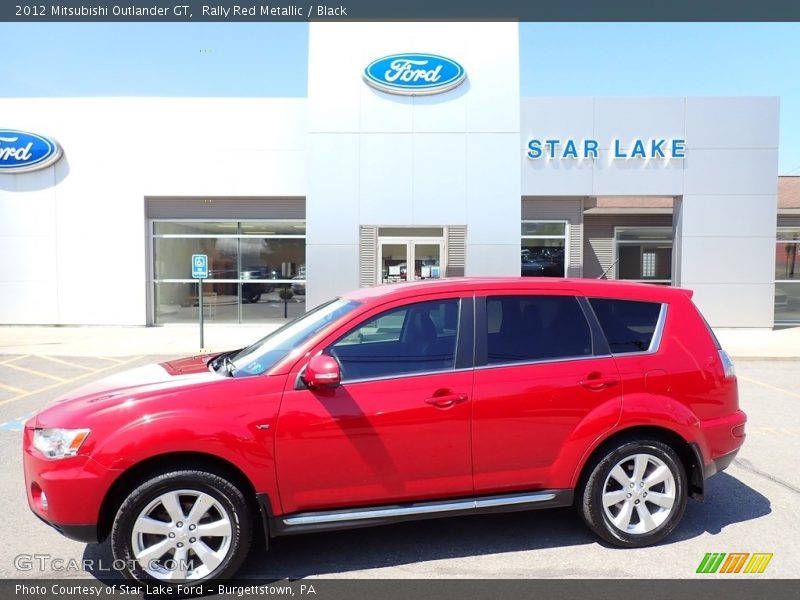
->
[0,130,62,173]
[363,53,466,96]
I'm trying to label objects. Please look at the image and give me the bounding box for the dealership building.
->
[1,23,797,328]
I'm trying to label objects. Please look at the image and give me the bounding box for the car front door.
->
[275,295,474,514]
[471,291,622,494]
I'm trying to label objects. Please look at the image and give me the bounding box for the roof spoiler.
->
[678,287,694,299]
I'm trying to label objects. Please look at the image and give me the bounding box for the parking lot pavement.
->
[0,354,158,427]
[1,358,798,580]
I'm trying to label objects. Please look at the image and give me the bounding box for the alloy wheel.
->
[130,489,233,581]
[601,453,676,535]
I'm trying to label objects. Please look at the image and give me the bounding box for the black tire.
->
[110,470,252,585]
[578,439,687,548]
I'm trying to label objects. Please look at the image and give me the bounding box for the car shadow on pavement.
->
[83,472,770,582]
[666,471,771,543]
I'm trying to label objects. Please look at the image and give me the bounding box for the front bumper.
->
[23,428,119,543]
[34,514,99,543]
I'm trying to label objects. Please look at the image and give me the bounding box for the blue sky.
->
[2,22,798,173]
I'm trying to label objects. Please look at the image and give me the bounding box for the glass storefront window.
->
[240,238,305,279]
[615,227,673,284]
[616,228,672,242]
[521,222,566,236]
[240,221,306,236]
[776,228,800,323]
[378,227,444,238]
[521,221,567,277]
[154,238,238,280]
[154,281,238,324]
[152,220,305,324]
[153,222,238,235]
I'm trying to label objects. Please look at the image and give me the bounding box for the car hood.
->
[31,355,224,428]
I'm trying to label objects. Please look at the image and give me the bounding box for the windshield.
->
[228,298,360,376]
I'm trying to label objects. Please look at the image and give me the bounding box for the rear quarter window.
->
[486,295,592,364]
[589,298,663,354]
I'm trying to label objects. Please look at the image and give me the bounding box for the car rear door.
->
[275,294,475,514]
[471,290,623,494]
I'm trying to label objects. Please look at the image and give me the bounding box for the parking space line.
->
[0,354,30,365]
[0,382,28,395]
[0,355,145,407]
[737,375,800,400]
[97,356,127,364]
[0,362,67,382]
[34,354,98,372]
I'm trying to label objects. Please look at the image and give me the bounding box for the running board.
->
[268,489,573,536]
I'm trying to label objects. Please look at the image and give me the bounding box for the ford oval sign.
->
[0,130,62,173]
[363,53,466,96]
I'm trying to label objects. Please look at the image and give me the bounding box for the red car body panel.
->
[23,277,746,539]
[276,369,473,514]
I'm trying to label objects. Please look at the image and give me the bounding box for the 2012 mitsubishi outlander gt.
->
[24,278,746,584]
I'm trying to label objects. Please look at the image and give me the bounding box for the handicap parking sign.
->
[191,254,208,279]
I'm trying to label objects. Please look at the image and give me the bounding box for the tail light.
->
[718,349,736,380]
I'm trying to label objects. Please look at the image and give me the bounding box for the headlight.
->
[32,428,90,459]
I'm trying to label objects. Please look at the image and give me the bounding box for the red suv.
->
[24,278,745,584]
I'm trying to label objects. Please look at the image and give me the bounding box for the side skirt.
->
[260,489,574,537]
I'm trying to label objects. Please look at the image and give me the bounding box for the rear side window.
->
[485,295,592,365]
[589,298,663,354]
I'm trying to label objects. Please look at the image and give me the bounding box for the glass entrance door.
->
[381,243,408,284]
[413,242,442,281]
[378,237,444,284]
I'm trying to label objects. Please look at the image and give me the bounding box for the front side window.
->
[485,295,592,365]
[330,299,460,381]
[589,298,663,354]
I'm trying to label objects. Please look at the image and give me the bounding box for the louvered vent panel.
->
[446,225,467,277]
[779,215,800,227]
[359,225,378,287]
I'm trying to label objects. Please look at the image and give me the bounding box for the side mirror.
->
[303,354,341,389]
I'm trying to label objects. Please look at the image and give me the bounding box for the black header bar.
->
[3,0,800,22]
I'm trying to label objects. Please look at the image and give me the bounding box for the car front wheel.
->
[579,439,687,547]
[110,470,252,584]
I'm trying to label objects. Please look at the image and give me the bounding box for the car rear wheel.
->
[110,470,252,584]
[578,439,687,547]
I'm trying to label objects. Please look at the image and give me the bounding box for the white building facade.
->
[0,23,785,328]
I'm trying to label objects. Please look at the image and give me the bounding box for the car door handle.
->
[425,393,468,408]
[579,376,620,391]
